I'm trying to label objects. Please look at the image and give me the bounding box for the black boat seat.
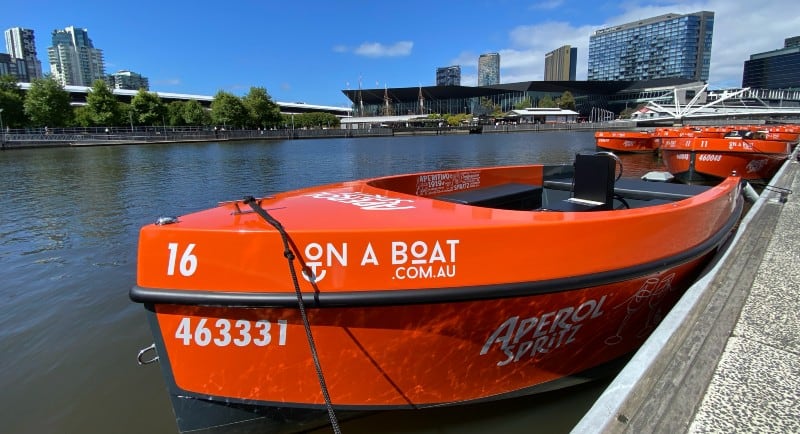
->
[544,153,616,211]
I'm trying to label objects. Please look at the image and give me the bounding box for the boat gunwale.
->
[130,194,743,308]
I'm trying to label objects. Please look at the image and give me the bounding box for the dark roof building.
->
[341,78,701,119]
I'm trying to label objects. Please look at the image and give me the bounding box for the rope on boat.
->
[243,196,342,434]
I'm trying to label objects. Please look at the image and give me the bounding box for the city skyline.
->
[1,0,799,106]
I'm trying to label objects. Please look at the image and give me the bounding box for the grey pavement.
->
[573,149,800,433]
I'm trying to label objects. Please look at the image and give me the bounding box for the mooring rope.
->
[243,196,342,434]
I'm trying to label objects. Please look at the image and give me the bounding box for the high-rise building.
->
[0,53,18,78]
[544,45,577,81]
[742,36,800,89]
[48,26,105,87]
[588,11,714,82]
[436,65,461,86]
[4,27,43,82]
[477,52,500,86]
[107,70,149,90]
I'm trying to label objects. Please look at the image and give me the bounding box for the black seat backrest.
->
[572,153,616,209]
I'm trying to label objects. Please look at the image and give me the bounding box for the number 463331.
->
[174,317,288,347]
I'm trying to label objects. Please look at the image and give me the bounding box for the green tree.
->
[555,91,576,110]
[443,113,470,126]
[23,77,72,127]
[295,112,340,128]
[479,97,502,116]
[130,88,166,126]
[242,86,281,129]
[210,91,247,128]
[166,101,187,126]
[0,74,21,94]
[0,75,27,128]
[120,103,134,129]
[72,105,93,127]
[537,95,557,108]
[514,97,532,110]
[182,100,210,126]
[85,79,123,126]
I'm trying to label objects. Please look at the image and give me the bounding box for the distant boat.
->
[131,152,745,434]
[756,125,800,143]
[594,130,657,153]
[660,130,792,184]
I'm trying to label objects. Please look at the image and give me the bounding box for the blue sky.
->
[3,1,799,107]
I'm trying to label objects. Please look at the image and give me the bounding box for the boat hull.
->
[131,163,744,433]
[660,137,791,184]
[594,131,656,153]
[143,252,724,433]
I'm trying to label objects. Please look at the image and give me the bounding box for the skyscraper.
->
[588,11,714,82]
[477,52,500,86]
[544,45,577,81]
[4,27,43,81]
[48,26,105,87]
[742,36,800,89]
[436,65,461,86]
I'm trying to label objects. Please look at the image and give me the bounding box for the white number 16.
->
[167,243,198,276]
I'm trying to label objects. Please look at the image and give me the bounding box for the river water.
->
[0,131,665,434]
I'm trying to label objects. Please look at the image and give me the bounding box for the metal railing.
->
[0,127,395,149]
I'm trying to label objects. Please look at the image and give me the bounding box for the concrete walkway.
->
[573,150,800,433]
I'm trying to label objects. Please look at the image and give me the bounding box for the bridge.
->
[631,85,800,125]
[15,83,353,118]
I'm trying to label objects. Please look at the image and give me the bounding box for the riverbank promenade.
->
[0,122,639,150]
[573,149,800,432]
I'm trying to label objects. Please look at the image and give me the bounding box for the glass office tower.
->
[588,11,714,82]
[436,65,461,86]
[478,53,500,86]
[742,36,800,89]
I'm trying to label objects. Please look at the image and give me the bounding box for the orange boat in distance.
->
[755,126,800,143]
[660,130,793,185]
[131,152,744,433]
[594,130,657,153]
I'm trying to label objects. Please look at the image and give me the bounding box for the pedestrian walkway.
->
[572,150,800,433]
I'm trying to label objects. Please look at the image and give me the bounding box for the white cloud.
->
[530,0,564,10]
[154,78,182,86]
[352,41,414,58]
[504,21,596,81]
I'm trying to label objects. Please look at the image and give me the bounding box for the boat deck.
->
[573,150,800,433]
[434,177,712,212]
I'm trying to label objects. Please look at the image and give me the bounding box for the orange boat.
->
[755,126,800,143]
[594,130,656,153]
[131,153,744,433]
[660,130,792,184]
